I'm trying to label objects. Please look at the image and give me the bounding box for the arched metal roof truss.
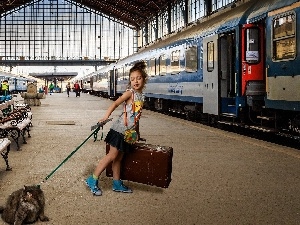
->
[0,0,177,29]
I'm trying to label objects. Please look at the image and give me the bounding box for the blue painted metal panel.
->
[236,96,246,108]
[265,99,300,111]
[145,93,203,104]
[263,1,300,112]
[147,73,202,84]
[221,98,236,114]
[265,5,300,79]
[220,96,246,116]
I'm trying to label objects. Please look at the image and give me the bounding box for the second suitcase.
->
[106,143,173,188]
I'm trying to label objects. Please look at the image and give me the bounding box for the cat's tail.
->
[0,206,4,213]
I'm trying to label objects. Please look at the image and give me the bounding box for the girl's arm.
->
[99,90,132,122]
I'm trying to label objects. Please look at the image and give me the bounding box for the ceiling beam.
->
[0,0,177,29]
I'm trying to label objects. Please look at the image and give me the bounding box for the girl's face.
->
[130,70,144,92]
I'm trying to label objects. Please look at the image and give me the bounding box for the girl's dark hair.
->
[127,61,148,88]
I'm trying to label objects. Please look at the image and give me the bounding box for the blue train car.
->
[8,76,28,93]
[82,0,300,138]
[0,72,30,94]
[262,1,300,132]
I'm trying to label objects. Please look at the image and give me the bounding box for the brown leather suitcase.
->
[106,143,173,188]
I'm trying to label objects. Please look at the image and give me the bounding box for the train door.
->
[90,76,93,91]
[241,24,264,96]
[203,35,219,115]
[108,69,116,98]
[219,32,236,115]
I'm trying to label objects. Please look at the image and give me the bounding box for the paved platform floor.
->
[1,92,300,225]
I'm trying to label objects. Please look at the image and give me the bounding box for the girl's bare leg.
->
[112,151,124,180]
[93,145,119,177]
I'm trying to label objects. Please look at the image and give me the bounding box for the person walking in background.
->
[43,85,47,94]
[85,61,148,196]
[49,82,54,95]
[74,81,80,97]
[66,82,71,97]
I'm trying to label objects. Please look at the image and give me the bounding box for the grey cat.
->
[0,185,49,225]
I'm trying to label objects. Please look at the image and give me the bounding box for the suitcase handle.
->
[138,137,146,142]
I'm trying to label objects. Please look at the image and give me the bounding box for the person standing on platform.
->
[85,61,148,196]
[74,81,80,97]
[1,80,9,96]
[49,82,54,95]
[66,82,71,97]
[43,85,48,94]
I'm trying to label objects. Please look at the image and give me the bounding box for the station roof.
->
[0,0,177,29]
[29,72,78,81]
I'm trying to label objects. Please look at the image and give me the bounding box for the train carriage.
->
[91,64,114,98]
[8,76,28,93]
[263,1,300,133]
[0,72,31,94]
[81,0,300,138]
[82,76,93,94]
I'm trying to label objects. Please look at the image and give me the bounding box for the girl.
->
[85,61,148,196]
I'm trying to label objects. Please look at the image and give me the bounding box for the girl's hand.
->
[98,117,109,123]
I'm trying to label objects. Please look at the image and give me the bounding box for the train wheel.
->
[154,99,163,111]
[290,115,300,135]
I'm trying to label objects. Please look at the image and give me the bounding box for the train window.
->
[272,13,296,60]
[155,58,160,76]
[115,68,120,81]
[171,50,180,74]
[149,58,156,77]
[185,46,198,72]
[120,67,125,80]
[124,66,130,80]
[245,28,260,63]
[200,45,203,69]
[159,55,167,75]
[207,42,214,72]
[117,68,123,81]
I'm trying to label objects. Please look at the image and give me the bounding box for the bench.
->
[0,138,12,171]
[13,100,33,121]
[0,107,32,150]
[0,99,14,117]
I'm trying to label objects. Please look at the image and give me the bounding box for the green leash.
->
[39,119,112,186]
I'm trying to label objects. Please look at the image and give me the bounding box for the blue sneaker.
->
[85,176,102,196]
[112,180,132,193]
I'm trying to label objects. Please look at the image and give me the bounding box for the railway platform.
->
[1,92,300,225]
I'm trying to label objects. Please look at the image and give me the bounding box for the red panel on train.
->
[241,23,265,96]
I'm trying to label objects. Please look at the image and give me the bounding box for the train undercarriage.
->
[145,97,300,141]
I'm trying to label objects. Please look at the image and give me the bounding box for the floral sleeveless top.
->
[111,89,144,134]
